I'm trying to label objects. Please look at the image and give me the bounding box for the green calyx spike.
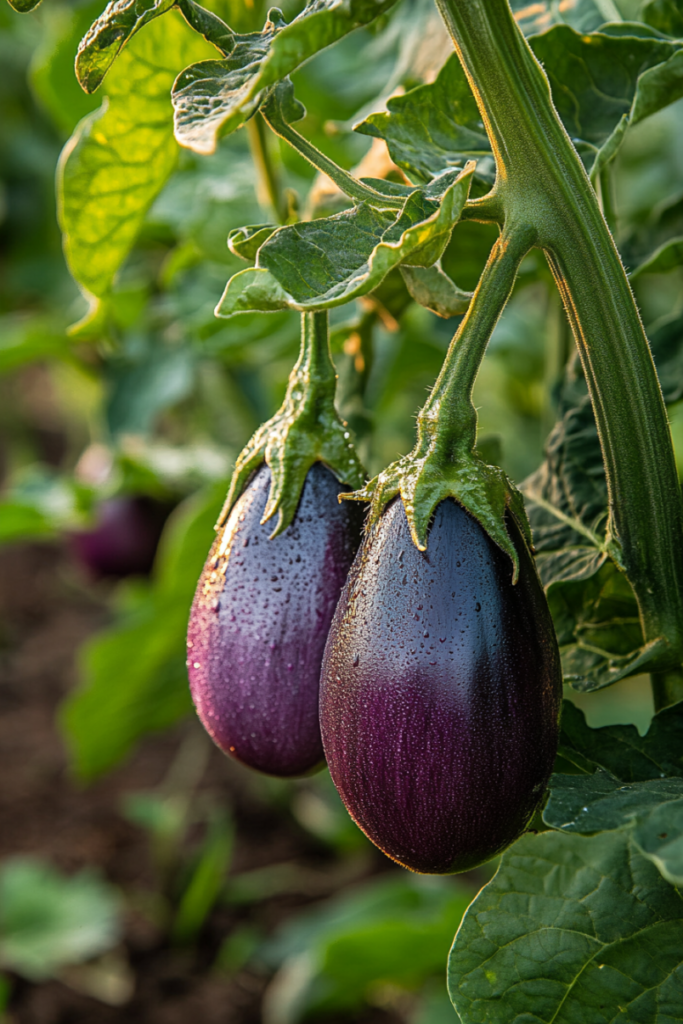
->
[342,227,534,584]
[216,311,366,536]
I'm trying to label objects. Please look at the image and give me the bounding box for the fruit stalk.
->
[416,225,534,459]
[436,0,683,684]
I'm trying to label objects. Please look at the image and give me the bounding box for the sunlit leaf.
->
[58,13,214,327]
[448,830,683,1024]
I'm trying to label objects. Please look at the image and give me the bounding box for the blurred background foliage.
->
[1,0,682,1019]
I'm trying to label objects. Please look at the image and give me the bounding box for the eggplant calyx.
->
[216,313,365,536]
[342,441,531,584]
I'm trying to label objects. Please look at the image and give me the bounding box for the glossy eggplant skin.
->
[320,497,562,874]
[187,462,364,778]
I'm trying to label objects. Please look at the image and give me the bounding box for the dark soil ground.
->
[0,542,401,1024]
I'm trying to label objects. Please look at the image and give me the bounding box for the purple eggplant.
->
[70,497,170,578]
[319,497,562,873]
[187,462,364,777]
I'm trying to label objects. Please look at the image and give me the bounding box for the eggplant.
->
[319,497,562,873]
[70,497,170,578]
[187,462,364,777]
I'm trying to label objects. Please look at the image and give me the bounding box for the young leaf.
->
[58,13,214,330]
[172,0,399,154]
[448,830,683,1024]
[559,699,683,781]
[216,165,474,315]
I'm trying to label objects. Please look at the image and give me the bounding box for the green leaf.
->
[0,859,121,982]
[58,13,214,324]
[105,338,195,438]
[5,0,43,11]
[60,479,227,780]
[216,166,473,315]
[262,875,474,1018]
[642,0,683,38]
[361,29,683,185]
[76,0,179,94]
[448,830,683,1024]
[172,0,400,154]
[0,503,55,545]
[355,55,493,185]
[630,235,683,276]
[171,815,234,943]
[228,223,278,261]
[510,0,621,35]
[530,25,682,174]
[520,358,675,690]
[400,263,471,318]
[545,771,683,886]
[559,699,683,781]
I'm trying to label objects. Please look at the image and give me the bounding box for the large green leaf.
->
[172,0,399,154]
[216,165,473,315]
[521,367,662,690]
[359,28,683,184]
[448,830,683,1024]
[58,13,214,329]
[559,699,683,781]
[545,771,683,886]
[356,55,493,185]
[60,479,226,780]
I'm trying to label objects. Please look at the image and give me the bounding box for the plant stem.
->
[436,0,683,667]
[261,106,406,211]
[418,226,534,455]
[599,167,617,235]
[247,112,287,224]
[297,310,337,387]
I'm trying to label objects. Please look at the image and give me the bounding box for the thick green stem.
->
[296,310,337,388]
[418,226,534,456]
[247,112,287,224]
[436,0,683,665]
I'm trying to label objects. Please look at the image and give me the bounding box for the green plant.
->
[5,0,683,1016]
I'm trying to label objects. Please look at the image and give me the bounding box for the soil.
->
[0,542,402,1024]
